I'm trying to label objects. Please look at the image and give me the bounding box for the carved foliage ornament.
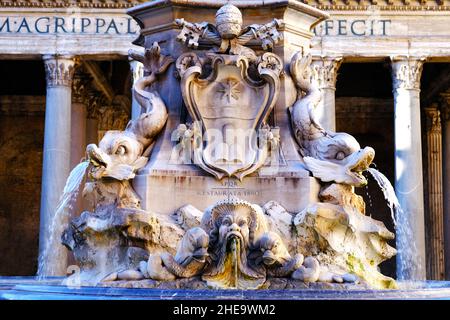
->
[311,57,343,89]
[425,106,441,134]
[44,56,75,87]
[391,57,426,90]
[440,94,450,121]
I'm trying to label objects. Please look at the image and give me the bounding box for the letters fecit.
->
[313,19,391,37]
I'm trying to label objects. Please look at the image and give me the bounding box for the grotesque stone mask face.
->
[218,214,250,247]
[215,4,243,39]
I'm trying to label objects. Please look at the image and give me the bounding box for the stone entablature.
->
[0,0,145,9]
[0,4,449,59]
[0,0,449,10]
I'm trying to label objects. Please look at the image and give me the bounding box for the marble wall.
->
[0,96,45,275]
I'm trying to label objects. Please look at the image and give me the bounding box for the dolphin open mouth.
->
[347,147,375,185]
[87,144,109,168]
[262,250,277,266]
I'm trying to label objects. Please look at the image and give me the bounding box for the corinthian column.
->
[71,71,88,168]
[129,58,144,120]
[440,94,450,280]
[311,56,342,131]
[391,56,426,280]
[424,105,445,280]
[38,55,75,276]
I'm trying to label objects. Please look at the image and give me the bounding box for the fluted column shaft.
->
[391,56,426,280]
[129,59,144,120]
[311,57,342,131]
[38,55,75,276]
[425,105,445,280]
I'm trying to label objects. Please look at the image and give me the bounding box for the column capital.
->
[425,104,442,134]
[311,56,343,90]
[86,90,105,120]
[43,55,76,88]
[390,56,426,91]
[439,93,450,121]
[72,72,90,105]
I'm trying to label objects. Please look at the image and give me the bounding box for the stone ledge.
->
[98,277,370,290]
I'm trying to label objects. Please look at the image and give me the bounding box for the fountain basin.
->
[1,277,450,300]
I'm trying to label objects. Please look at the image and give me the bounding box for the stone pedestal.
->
[391,56,426,280]
[38,55,75,276]
[311,56,342,132]
[424,106,445,280]
[128,0,329,216]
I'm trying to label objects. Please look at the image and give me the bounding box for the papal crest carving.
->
[176,52,282,180]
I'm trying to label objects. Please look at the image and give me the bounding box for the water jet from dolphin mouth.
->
[366,167,422,282]
[367,168,400,226]
[37,161,89,278]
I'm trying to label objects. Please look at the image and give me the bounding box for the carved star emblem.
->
[218,79,240,103]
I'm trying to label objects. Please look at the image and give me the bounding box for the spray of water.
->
[37,161,89,278]
[367,168,399,226]
[366,167,422,282]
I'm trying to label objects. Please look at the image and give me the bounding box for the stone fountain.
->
[58,0,398,291]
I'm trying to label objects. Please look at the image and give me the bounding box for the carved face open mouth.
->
[86,144,112,180]
[226,231,243,247]
[87,144,109,169]
[262,250,277,265]
[346,147,375,187]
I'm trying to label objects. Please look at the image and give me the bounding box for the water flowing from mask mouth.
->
[366,167,421,282]
[37,161,89,279]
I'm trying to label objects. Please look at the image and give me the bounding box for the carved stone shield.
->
[176,53,282,179]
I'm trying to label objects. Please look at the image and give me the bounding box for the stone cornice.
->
[0,0,448,11]
[0,1,145,9]
[313,4,450,11]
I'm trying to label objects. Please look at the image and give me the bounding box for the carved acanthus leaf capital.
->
[43,55,76,88]
[425,105,441,133]
[72,73,90,104]
[391,56,426,90]
[311,57,343,89]
[86,91,107,119]
[439,93,450,121]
